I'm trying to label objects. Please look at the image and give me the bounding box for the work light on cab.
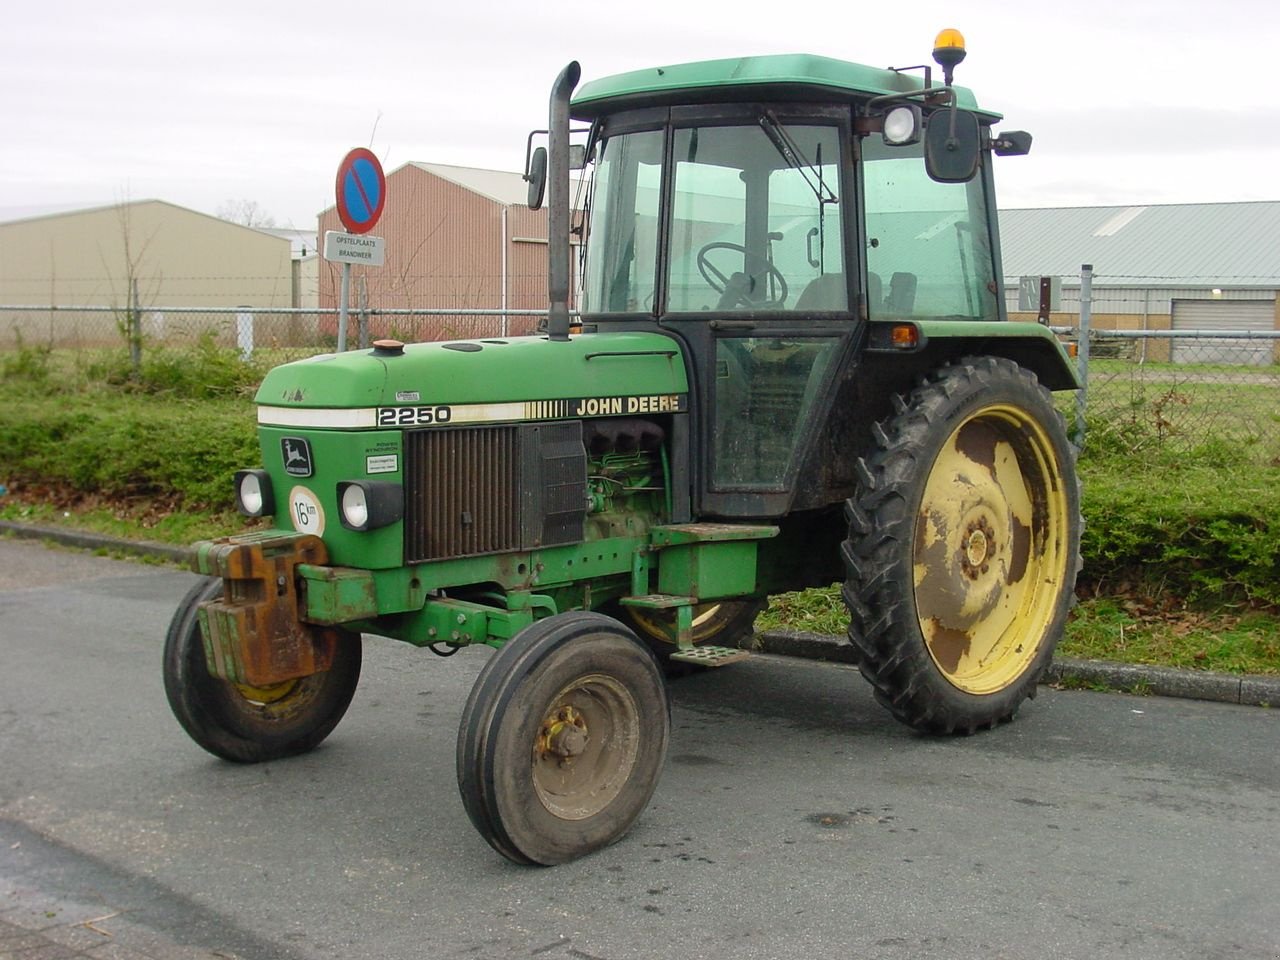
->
[234,470,274,518]
[883,104,922,145]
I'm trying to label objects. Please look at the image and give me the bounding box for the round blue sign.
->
[335,148,386,234]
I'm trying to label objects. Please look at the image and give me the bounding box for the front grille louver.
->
[403,422,586,563]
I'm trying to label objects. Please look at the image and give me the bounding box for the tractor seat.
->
[794,273,847,312]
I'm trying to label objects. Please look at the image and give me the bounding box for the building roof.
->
[0,198,292,246]
[408,162,589,209]
[998,200,1280,286]
[259,227,318,259]
[410,163,532,206]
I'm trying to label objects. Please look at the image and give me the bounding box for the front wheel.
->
[163,577,362,762]
[842,356,1081,734]
[456,612,670,865]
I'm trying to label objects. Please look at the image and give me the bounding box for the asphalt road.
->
[1,539,1278,960]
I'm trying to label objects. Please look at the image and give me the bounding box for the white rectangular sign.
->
[324,230,385,267]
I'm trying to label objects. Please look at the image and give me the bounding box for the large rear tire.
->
[456,612,670,865]
[841,357,1081,734]
[163,577,362,762]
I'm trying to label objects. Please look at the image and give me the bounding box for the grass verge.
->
[2,346,1277,676]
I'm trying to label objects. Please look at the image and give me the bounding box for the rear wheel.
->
[842,357,1081,734]
[456,612,670,865]
[163,577,362,762]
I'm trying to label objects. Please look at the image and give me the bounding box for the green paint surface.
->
[572,54,992,118]
[255,332,689,409]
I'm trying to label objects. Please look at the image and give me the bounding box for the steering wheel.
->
[696,242,788,309]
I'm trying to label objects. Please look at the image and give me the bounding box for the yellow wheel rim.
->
[627,602,736,646]
[233,679,299,705]
[913,404,1069,695]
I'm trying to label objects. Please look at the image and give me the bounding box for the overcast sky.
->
[4,0,1278,230]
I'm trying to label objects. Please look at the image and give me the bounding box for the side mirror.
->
[568,144,587,170]
[924,108,981,183]
[525,146,548,209]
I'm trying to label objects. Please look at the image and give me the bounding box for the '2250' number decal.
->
[377,405,453,427]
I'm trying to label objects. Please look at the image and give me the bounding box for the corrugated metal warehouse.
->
[0,200,295,308]
[1000,200,1280,363]
[0,200,300,348]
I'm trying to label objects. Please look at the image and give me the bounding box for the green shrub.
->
[1079,458,1280,605]
[2,330,54,384]
[84,331,264,399]
[1,394,258,510]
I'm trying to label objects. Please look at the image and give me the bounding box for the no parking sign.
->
[335,148,386,234]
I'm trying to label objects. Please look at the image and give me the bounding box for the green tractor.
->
[164,30,1081,866]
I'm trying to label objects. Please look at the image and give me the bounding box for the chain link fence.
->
[7,268,1278,464]
[0,303,551,381]
[1010,269,1280,464]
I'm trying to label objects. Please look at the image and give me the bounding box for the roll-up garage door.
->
[1170,299,1275,366]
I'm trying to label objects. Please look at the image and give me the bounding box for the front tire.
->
[456,612,670,865]
[842,357,1081,734]
[163,577,362,762]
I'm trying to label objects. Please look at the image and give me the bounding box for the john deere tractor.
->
[164,31,1081,865]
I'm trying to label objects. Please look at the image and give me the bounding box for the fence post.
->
[1074,264,1093,448]
[337,262,351,351]
[236,305,254,360]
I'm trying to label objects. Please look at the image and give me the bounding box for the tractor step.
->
[619,594,696,610]
[667,645,751,668]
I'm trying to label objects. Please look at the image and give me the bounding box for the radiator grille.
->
[403,422,585,563]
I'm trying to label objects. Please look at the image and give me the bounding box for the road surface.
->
[1,539,1277,959]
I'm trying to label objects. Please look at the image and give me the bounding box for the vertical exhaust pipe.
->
[547,61,580,342]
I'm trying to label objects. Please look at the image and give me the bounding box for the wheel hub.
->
[538,705,589,763]
[960,517,997,579]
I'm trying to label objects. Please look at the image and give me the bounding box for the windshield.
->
[581,119,847,315]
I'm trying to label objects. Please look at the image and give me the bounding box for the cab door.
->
[657,109,860,518]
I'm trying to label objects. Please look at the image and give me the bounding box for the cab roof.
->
[571,53,994,120]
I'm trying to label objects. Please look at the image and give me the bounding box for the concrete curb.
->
[0,520,191,565]
[750,629,1280,708]
[3,520,1276,708]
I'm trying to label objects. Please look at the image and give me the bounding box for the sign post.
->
[328,148,386,350]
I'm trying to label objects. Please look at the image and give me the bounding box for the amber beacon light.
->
[932,28,967,85]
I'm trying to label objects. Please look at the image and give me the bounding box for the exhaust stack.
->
[546,61,581,342]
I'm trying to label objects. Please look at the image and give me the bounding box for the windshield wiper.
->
[759,111,838,206]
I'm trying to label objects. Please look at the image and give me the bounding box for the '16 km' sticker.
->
[288,486,325,537]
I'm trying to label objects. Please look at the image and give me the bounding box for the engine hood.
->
[254,332,691,429]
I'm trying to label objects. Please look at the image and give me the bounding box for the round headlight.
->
[240,474,264,515]
[341,484,369,529]
[235,469,273,517]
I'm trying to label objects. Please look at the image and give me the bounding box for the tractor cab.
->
[531,36,1027,517]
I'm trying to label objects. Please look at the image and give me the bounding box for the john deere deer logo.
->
[281,437,313,477]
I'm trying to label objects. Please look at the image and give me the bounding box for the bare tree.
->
[101,199,162,377]
[217,199,277,229]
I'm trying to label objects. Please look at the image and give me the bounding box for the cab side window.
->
[862,137,997,320]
